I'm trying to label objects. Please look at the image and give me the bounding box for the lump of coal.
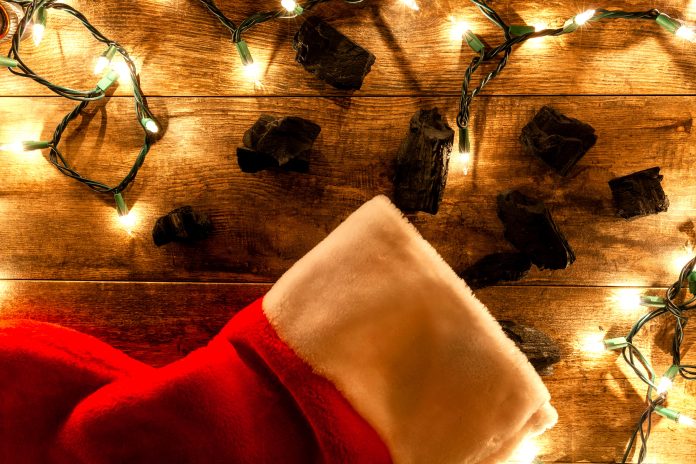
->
[293,17,376,90]
[499,320,561,375]
[520,105,597,176]
[497,190,575,270]
[394,108,454,214]
[152,206,212,247]
[237,114,320,173]
[609,167,669,219]
[460,252,532,289]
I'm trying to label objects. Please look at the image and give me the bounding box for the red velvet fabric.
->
[0,298,392,464]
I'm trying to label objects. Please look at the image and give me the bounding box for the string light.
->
[4,1,158,229]
[598,256,696,462]
[657,13,696,42]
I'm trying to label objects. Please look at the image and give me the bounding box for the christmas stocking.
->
[0,195,557,464]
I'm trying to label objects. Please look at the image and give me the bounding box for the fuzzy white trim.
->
[264,195,557,464]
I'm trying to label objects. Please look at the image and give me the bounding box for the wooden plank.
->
[2,281,694,463]
[1,0,696,97]
[0,95,694,285]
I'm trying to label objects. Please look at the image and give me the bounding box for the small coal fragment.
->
[152,206,213,247]
[609,167,669,220]
[520,106,597,176]
[497,190,575,270]
[499,320,561,375]
[461,252,532,289]
[293,17,376,90]
[394,108,454,214]
[237,114,320,173]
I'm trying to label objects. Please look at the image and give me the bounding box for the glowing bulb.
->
[280,0,302,14]
[118,211,137,233]
[94,56,109,75]
[113,61,132,82]
[581,333,607,355]
[243,62,262,83]
[509,439,539,464]
[678,414,696,427]
[676,25,696,42]
[32,23,44,46]
[611,288,641,312]
[656,377,673,395]
[575,9,596,26]
[534,22,548,32]
[449,17,471,41]
[0,142,25,152]
[401,0,419,11]
[458,151,471,175]
[141,118,159,134]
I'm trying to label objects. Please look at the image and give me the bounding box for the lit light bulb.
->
[611,288,642,312]
[401,0,419,11]
[657,377,673,395]
[655,406,696,427]
[656,365,680,395]
[118,211,137,233]
[0,140,50,152]
[581,333,607,355]
[32,6,47,46]
[676,25,696,42]
[94,56,109,75]
[449,17,471,41]
[457,127,473,175]
[242,62,262,83]
[113,61,132,83]
[141,118,159,134]
[458,150,472,175]
[0,142,25,152]
[574,9,596,26]
[32,23,44,46]
[114,192,136,233]
[281,0,303,15]
[94,45,118,76]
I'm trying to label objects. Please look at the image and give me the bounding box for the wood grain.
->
[0,95,694,286]
[2,280,695,463]
[1,0,695,97]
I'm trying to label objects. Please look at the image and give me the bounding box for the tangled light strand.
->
[0,0,160,230]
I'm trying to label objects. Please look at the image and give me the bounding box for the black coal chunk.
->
[497,190,575,270]
[499,320,561,375]
[609,167,669,219]
[293,17,375,90]
[237,114,320,173]
[460,252,532,289]
[152,206,213,247]
[394,108,454,214]
[520,106,597,176]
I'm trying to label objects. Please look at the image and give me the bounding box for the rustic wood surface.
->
[2,0,696,462]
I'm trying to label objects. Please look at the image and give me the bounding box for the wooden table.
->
[1,0,696,462]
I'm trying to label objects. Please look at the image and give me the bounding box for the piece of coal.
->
[609,167,669,220]
[499,320,561,375]
[237,114,320,173]
[293,17,376,90]
[460,252,532,289]
[394,108,454,214]
[152,206,213,247]
[497,190,575,270]
[520,105,597,176]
